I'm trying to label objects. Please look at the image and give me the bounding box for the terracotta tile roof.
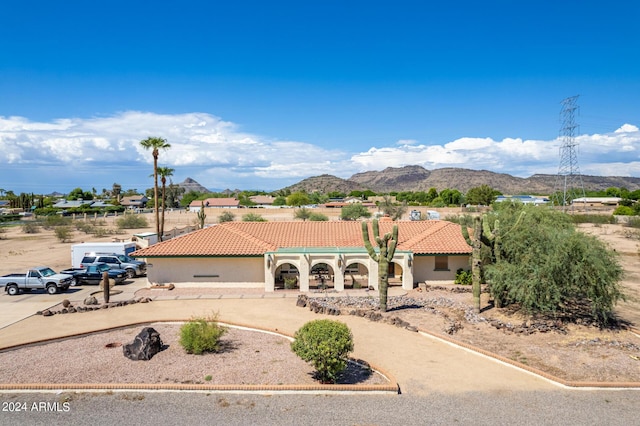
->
[189,198,239,208]
[132,220,472,258]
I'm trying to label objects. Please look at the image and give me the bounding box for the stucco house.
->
[189,198,240,212]
[132,220,472,292]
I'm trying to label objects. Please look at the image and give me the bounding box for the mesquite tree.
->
[362,219,398,312]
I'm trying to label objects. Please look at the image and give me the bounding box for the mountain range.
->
[282,166,640,195]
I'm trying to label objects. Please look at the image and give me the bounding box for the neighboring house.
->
[495,195,550,205]
[189,198,240,212]
[571,197,622,207]
[132,220,471,292]
[52,199,94,209]
[323,201,376,208]
[249,195,275,206]
[120,196,149,209]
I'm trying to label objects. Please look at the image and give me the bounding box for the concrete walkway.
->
[0,286,560,396]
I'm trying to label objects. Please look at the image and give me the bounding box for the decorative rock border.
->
[36,298,153,317]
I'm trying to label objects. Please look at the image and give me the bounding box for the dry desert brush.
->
[291,319,354,384]
[179,314,228,355]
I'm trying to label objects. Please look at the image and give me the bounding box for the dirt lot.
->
[1,210,639,384]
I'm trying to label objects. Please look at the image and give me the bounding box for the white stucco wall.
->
[145,257,265,288]
[413,255,470,282]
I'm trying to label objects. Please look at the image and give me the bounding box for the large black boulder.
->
[123,327,164,361]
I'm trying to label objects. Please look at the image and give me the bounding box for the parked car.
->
[0,267,74,295]
[80,253,146,278]
[61,263,128,286]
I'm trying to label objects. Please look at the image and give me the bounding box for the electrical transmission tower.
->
[553,95,585,212]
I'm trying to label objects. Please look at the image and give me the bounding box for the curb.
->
[416,325,640,389]
[0,319,400,395]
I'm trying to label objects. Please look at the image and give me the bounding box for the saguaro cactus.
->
[462,212,526,310]
[362,219,398,312]
[197,202,207,229]
[461,216,483,313]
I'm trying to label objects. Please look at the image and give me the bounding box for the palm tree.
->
[157,166,175,239]
[139,137,171,240]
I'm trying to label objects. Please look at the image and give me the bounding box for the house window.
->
[434,256,449,271]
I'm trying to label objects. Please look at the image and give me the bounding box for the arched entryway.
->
[388,261,403,287]
[344,261,369,289]
[274,263,300,290]
[310,262,334,290]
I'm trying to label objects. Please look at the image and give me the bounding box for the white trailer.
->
[71,242,138,268]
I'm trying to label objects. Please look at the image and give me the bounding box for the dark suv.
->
[80,254,146,278]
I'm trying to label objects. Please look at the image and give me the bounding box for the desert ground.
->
[0,207,639,384]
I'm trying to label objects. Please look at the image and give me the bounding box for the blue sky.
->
[1,0,639,194]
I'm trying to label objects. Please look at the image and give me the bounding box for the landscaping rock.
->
[62,299,71,308]
[84,296,98,306]
[123,327,164,361]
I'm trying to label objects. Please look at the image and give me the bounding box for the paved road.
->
[1,391,637,425]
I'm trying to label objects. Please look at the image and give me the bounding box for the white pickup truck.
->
[0,267,75,295]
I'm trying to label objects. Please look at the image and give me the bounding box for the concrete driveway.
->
[0,277,147,329]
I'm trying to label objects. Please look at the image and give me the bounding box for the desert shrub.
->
[571,214,615,224]
[613,206,634,216]
[284,276,298,289]
[54,226,72,242]
[454,268,472,285]
[179,315,228,355]
[291,319,354,383]
[0,226,6,238]
[218,211,235,223]
[42,215,71,229]
[625,217,640,229]
[242,213,267,222]
[21,222,40,234]
[309,213,329,221]
[0,214,20,223]
[75,222,96,234]
[116,214,148,229]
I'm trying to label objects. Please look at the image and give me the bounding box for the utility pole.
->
[553,95,585,212]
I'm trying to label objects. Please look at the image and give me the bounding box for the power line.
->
[553,95,585,212]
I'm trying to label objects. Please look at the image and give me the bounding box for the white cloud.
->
[0,111,639,193]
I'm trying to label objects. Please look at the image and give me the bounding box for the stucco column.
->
[401,255,414,290]
[264,255,275,292]
[334,257,345,292]
[299,255,310,292]
[368,257,379,290]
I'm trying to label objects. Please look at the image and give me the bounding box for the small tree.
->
[341,203,372,221]
[294,207,312,221]
[291,319,354,384]
[218,211,235,223]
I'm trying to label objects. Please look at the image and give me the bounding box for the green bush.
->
[454,268,472,285]
[571,214,615,224]
[309,213,329,221]
[242,213,267,222]
[21,222,40,234]
[284,276,298,289]
[613,206,635,216]
[218,211,235,223]
[42,215,71,229]
[291,319,354,383]
[116,214,148,229]
[54,226,72,242]
[179,315,228,355]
